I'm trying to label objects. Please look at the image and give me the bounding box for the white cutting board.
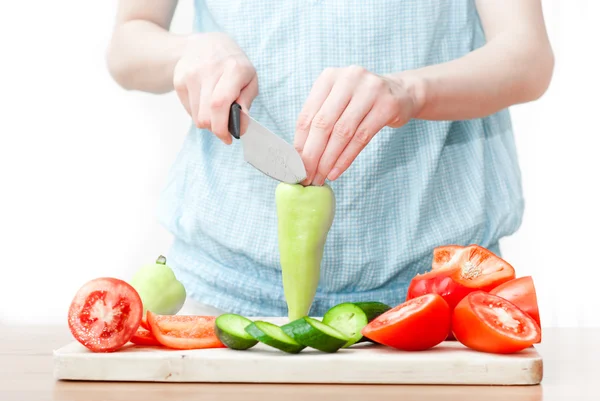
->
[53,317,542,385]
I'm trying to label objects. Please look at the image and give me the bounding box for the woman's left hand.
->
[294,66,420,186]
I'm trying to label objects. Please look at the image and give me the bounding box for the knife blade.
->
[228,103,307,184]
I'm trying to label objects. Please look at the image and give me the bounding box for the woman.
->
[106,0,553,317]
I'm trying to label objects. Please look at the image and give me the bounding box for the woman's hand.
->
[173,32,258,144]
[294,66,420,186]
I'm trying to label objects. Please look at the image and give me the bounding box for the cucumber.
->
[354,301,392,322]
[283,317,349,353]
[215,314,258,350]
[244,321,305,354]
[322,303,368,347]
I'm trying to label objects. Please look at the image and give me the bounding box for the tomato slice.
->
[407,244,516,309]
[147,311,226,350]
[140,316,150,330]
[130,327,162,346]
[361,294,451,351]
[452,291,541,354]
[490,276,541,327]
[67,277,143,352]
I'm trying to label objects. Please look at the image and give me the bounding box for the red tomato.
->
[361,294,451,351]
[140,316,150,330]
[490,276,541,327]
[147,311,226,350]
[130,327,162,346]
[67,277,143,353]
[407,244,516,309]
[432,245,464,270]
[452,291,541,354]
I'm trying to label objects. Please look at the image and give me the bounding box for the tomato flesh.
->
[130,327,162,346]
[361,294,451,351]
[432,245,464,270]
[147,311,226,350]
[490,276,541,327]
[407,244,515,309]
[452,291,541,354]
[68,277,143,352]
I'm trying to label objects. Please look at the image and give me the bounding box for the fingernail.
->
[313,173,324,186]
[327,168,341,181]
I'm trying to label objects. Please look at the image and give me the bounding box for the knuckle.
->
[296,113,312,132]
[311,113,332,132]
[346,65,367,77]
[332,121,353,140]
[210,95,228,110]
[355,128,372,144]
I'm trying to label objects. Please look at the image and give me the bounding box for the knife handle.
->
[228,102,242,139]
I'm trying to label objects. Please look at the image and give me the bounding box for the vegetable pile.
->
[66,182,540,355]
[67,245,541,355]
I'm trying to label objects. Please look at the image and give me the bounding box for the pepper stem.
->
[156,255,167,265]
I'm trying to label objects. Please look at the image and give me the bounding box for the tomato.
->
[407,244,516,309]
[130,327,162,346]
[140,316,150,330]
[432,245,464,270]
[361,294,451,351]
[67,277,143,352]
[147,311,226,350]
[490,276,541,327]
[452,291,541,354]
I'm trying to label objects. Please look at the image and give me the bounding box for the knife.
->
[228,103,307,184]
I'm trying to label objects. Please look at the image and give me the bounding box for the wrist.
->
[389,72,428,120]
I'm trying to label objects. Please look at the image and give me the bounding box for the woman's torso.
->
[158,0,524,316]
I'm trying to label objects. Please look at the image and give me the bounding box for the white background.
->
[1,1,598,327]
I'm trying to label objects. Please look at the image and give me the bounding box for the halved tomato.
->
[146,311,226,350]
[67,277,143,352]
[452,291,541,354]
[130,327,161,346]
[490,276,541,327]
[407,244,516,309]
[361,293,451,351]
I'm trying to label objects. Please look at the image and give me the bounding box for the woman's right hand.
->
[173,32,258,145]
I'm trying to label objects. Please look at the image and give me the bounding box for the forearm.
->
[106,20,187,94]
[393,0,554,121]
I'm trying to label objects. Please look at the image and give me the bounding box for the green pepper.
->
[130,255,186,316]
[275,183,336,321]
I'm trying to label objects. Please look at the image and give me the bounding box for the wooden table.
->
[1,324,597,401]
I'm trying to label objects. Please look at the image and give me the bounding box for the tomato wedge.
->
[361,294,451,351]
[490,276,541,327]
[146,311,226,350]
[67,277,143,352]
[432,245,464,270]
[452,291,541,354]
[130,327,161,346]
[407,244,516,309]
[140,316,150,331]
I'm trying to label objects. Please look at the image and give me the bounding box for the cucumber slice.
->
[353,302,392,344]
[322,303,368,347]
[283,317,349,353]
[244,321,305,354]
[354,301,392,322]
[215,314,258,350]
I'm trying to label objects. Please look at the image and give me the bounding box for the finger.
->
[236,74,258,136]
[174,79,192,117]
[211,61,255,145]
[328,103,389,181]
[301,80,354,186]
[314,92,377,184]
[293,68,337,156]
[196,76,218,130]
